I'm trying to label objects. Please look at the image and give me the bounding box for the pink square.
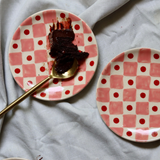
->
[123,115,136,127]
[138,48,151,63]
[9,52,22,65]
[21,17,32,26]
[101,114,110,126]
[49,86,62,100]
[123,89,136,101]
[36,76,49,88]
[47,61,54,74]
[135,128,149,141]
[149,89,160,102]
[13,27,20,40]
[82,21,92,33]
[22,64,36,77]
[150,115,160,127]
[34,50,48,63]
[109,102,123,114]
[136,102,149,115]
[85,44,98,58]
[43,10,56,24]
[32,23,46,38]
[73,84,86,95]
[102,63,111,75]
[78,61,86,72]
[110,127,123,137]
[15,77,24,88]
[86,71,94,83]
[61,77,74,86]
[110,75,123,89]
[124,62,137,76]
[21,39,34,52]
[150,63,160,77]
[96,88,110,102]
[136,76,151,90]
[73,33,84,46]
[112,52,124,62]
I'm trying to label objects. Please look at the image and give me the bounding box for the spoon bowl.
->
[0,59,78,117]
[51,59,78,79]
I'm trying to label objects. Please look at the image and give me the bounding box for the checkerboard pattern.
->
[96,48,160,142]
[9,9,98,101]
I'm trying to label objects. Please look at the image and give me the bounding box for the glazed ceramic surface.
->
[96,48,160,142]
[9,9,98,101]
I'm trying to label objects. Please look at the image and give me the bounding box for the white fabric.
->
[1,0,160,159]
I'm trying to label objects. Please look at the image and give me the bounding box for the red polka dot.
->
[60,13,65,18]
[128,53,134,59]
[27,55,32,61]
[127,105,133,111]
[101,79,107,84]
[126,131,132,136]
[114,92,119,98]
[40,92,46,97]
[152,131,158,137]
[154,80,159,86]
[113,118,119,124]
[27,80,33,86]
[140,66,146,72]
[78,76,83,81]
[15,68,20,74]
[154,53,159,59]
[38,40,43,45]
[53,79,59,84]
[40,66,45,72]
[35,15,41,21]
[140,92,146,98]
[139,118,145,124]
[13,43,18,49]
[90,61,94,66]
[101,105,107,112]
[65,90,70,95]
[24,29,30,35]
[152,106,158,112]
[88,36,92,42]
[114,65,120,70]
[74,24,80,30]
[128,79,133,85]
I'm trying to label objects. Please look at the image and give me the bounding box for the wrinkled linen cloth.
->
[1,0,160,159]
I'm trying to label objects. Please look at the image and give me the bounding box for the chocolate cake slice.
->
[48,18,89,74]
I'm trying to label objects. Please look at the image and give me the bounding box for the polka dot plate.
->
[9,9,98,101]
[96,48,160,142]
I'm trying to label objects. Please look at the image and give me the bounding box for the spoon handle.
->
[0,75,52,117]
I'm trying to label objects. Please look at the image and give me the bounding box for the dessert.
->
[48,18,89,74]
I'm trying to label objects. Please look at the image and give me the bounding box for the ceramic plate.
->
[96,48,160,142]
[9,9,98,101]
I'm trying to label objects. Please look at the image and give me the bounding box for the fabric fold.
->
[79,0,130,29]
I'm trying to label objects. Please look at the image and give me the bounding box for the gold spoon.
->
[0,59,78,117]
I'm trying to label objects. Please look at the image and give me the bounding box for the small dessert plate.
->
[96,48,160,142]
[9,9,98,101]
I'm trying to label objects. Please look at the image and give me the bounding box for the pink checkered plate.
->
[9,9,98,101]
[96,48,160,142]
